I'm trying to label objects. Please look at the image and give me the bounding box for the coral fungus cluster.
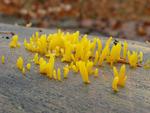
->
[7,30,145,92]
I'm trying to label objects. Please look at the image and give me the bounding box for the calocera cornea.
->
[112,65,127,92]
[78,61,90,84]
[1,55,5,64]
[16,57,24,71]
[128,51,138,68]
[26,63,31,70]
[57,68,61,81]
[63,65,69,79]
[9,35,20,48]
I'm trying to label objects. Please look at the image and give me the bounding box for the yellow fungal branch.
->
[128,51,138,68]
[63,65,69,79]
[26,63,31,70]
[107,42,122,65]
[97,38,102,56]
[123,41,128,59]
[16,57,24,71]
[94,68,98,77]
[139,51,143,63]
[22,67,25,75]
[78,61,90,84]
[47,54,55,78]
[53,69,57,80]
[33,53,39,64]
[57,68,61,81]
[1,55,5,64]
[118,65,127,87]
[112,76,119,92]
[112,65,127,92]
[9,35,20,48]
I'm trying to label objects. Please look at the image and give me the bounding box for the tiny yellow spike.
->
[94,51,99,65]
[1,55,5,64]
[118,65,127,87]
[57,68,61,81]
[113,67,119,77]
[16,57,24,70]
[63,66,69,79]
[33,53,39,64]
[53,69,57,80]
[112,76,119,92]
[26,63,31,70]
[94,68,98,77]
[139,51,143,63]
[22,67,25,75]
[9,35,20,48]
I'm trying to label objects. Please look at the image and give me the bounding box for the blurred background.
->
[0,0,150,42]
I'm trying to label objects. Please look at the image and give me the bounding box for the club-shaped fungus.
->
[9,35,20,48]
[16,57,24,70]
[1,55,5,64]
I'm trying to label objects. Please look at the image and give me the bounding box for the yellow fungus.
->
[94,68,98,77]
[128,51,138,68]
[107,42,121,65]
[112,76,119,92]
[86,61,94,74]
[1,55,5,64]
[78,61,90,84]
[33,53,39,64]
[16,57,24,70]
[118,65,127,87]
[112,65,127,91]
[57,68,61,81]
[22,67,25,75]
[94,51,99,65]
[26,63,31,70]
[98,46,109,66]
[71,64,78,72]
[9,35,20,48]
[63,65,69,79]
[139,51,143,63]
[97,38,102,56]
[53,69,57,80]
[46,54,55,78]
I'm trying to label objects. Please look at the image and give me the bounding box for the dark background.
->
[0,0,150,42]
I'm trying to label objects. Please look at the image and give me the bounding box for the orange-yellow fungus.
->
[63,65,69,79]
[9,35,20,48]
[97,38,102,56]
[98,46,109,66]
[1,55,5,64]
[118,65,127,87]
[33,53,39,64]
[128,51,138,68]
[53,69,57,80]
[112,65,127,91]
[107,42,121,65]
[16,57,24,70]
[86,61,94,74]
[47,54,55,78]
[22,67,25,75]
[94,68,98,77]
[26,63,31,70]
[139,51,143,63]
[39,59,47,74]
[112,76,119,92]
[57,68,61,81]
[78,61,90,84]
